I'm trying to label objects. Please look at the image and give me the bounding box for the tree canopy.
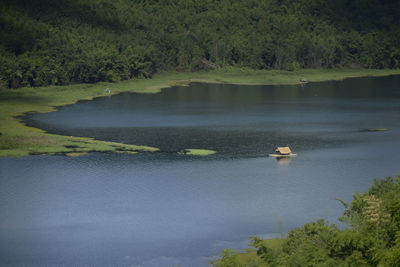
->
[1,0,399,89]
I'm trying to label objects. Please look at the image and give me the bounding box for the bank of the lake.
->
[210,238,285,266]
[1,68,400,157]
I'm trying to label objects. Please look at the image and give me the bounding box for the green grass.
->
[229,238,284,263]
[1,68,400,157]
[210,238,285,266]
[170,67,400,85]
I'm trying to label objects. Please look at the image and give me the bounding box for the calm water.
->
[1,76,400,266]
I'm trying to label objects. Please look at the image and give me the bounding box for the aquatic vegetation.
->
[114,151,138,154]
[179,149,216,156]
[65,152,88,157]
[366,128,388,132]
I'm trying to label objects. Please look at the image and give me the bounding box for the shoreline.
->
[1,67,400,157]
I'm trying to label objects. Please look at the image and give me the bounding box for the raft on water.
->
[365,128,387,132]
[269,146,297,157]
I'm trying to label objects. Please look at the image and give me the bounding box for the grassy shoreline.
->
[210,238,285,266]
[1,68,400,157]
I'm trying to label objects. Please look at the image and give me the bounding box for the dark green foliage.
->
[212,176,400,266]
[1,0,399,89]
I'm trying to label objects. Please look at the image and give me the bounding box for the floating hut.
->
[269,146,297,157]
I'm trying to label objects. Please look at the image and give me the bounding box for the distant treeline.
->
[1,0,400,89]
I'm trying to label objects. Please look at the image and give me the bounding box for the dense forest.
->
[213,176,400,266]
[1,0,400,89]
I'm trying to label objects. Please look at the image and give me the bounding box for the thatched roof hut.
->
[275,147,292,155]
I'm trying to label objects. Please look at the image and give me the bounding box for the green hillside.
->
[1,0,399,89]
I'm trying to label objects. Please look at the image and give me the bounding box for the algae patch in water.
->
[179,149,216,156]
[114,150,139,154]
[360,128,388,132]
[366,128,387,132]
[66,152,88,157]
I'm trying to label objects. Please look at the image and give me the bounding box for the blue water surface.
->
[1,76,400,266]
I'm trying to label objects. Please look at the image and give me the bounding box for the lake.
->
[1,76,400,266]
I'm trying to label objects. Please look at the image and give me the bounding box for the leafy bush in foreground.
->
[211,176,400,266]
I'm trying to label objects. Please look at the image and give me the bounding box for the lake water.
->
[1,76,400,266]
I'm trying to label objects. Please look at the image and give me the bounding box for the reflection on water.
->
[1,76,400,266]
[276,157,292,165]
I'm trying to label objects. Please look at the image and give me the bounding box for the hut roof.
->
[275,147,292,155]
